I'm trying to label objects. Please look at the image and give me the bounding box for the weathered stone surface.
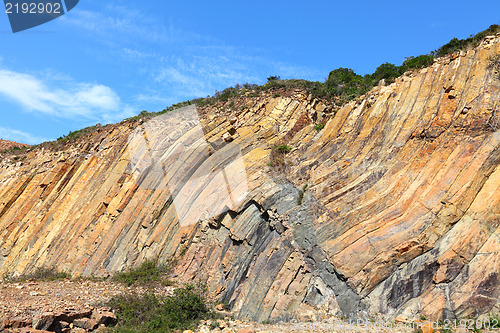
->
[69,328,87,333]
[1,35,500,322]
[2,317,32,329]
[73,317,98,330]
[32,312,54,330]
[19,328,53,333]
[91,309,117,326]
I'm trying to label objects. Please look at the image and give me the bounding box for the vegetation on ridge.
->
[139,24,500,118]
[1,24,498,158]
[185,25,497,101]
[436,24,500,57]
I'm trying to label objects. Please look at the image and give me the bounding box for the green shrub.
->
[327,68,361,86]
[435,24,500,57]
[314,123,325,131]
[370,62,401,84]
[274,144,292,153]
[0,145,31,155]
[3,266,70,283]
[325,68,370,98]
[268,144,293,169]
[435,37,468,57]
[400,54,434,73]
[56,124,101,143]
[490,313,500,329]
[108,284,214,333]
[267,75,281,81]
[112,259,174,287]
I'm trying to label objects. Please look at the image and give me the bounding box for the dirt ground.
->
[0,280,494,333]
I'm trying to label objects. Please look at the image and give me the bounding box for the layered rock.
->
[0,139,28,151]
[1,35,500,321]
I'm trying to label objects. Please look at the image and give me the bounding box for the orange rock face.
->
[1,36,500,322]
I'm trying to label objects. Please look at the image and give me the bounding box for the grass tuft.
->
[268,144,293,170]
[112,259,174,287]
[3,266,70,283]
[274,144,292,153]
[314,123,325,131]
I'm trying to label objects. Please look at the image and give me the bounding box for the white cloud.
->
[134,93,174,106]
[58,2,321,104]
[59,5,183,45]
[152,53,322,101]
[0,68,134,122]
[0,127,47,145]
[121,48,155,61]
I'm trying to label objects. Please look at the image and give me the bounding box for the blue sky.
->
[0,0,499,144]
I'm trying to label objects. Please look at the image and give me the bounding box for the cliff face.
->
[1,35,500,321]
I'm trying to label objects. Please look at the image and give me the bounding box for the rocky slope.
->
[1,35,500,322]
[0,139,28,151]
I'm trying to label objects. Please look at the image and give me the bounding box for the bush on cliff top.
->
[436,24,500,57]
[143,24,498,115]
[4,24,497,155]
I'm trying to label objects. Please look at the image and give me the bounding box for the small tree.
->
[370,62,400,85]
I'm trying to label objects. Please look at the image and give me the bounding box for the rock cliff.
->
[1,35,500,322]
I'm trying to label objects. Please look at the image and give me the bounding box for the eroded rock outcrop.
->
[0,139,29,151]
[1,35,500,322]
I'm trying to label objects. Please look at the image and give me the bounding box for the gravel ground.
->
[0,280,130,322]
[1,280,495,333]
